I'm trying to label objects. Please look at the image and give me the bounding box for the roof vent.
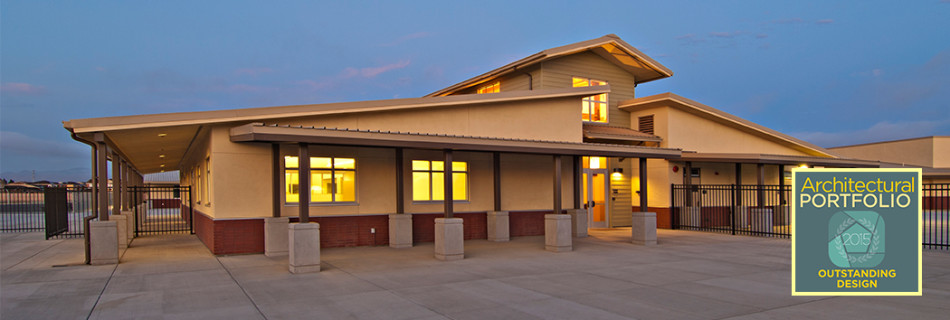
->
[638,115,655,135]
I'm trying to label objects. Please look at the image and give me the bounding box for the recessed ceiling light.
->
[158,133,167,137]
[160,164,165,167]
[159,154,166,158]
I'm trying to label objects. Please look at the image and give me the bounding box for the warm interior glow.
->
[573,77,608,123]
[611,172,623,180]
[412,160,468,201]
[284,156,356,203]
[476,81,500,94]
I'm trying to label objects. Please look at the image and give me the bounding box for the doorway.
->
[583,169,610,228]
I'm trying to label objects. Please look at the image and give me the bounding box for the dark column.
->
[112,153,122,216]
[272,144,281,217]
[96,139,109,221]
[493,152,501,212]
[639,157,648,212]
[735,163,743,205]
[553,155,562,214]
[684,161,693,206]
[573,155,581,210]
[444,150,454,218]
[298,143,310,223]
[395,148,405,214]
[778,164,786,206]
[756,163,765,207]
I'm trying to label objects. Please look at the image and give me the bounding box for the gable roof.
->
[426,34,673,97]
[619,93,839,158]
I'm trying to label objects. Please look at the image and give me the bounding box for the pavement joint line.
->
[2,238,64,272]
[214,254,268,320]
[85,247,125,320]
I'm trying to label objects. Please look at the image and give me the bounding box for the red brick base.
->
[194,211,551,255]
[632,206,674,229]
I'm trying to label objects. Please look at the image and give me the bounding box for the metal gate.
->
[130,186,193,236]
[43,187,69,239]
[672,184,791,238]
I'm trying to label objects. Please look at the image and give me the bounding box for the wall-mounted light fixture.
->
[611,167,623,179]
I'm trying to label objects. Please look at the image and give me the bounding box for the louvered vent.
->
[638,115,655,134]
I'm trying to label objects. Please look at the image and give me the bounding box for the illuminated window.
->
[285,156,356,203]
[476,81,500,94]
[205,157,211,205]
[412,160,468,201]
[572,77,608,123]
[582,156,607,169]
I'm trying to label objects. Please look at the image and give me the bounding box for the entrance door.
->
[583,169,609,228]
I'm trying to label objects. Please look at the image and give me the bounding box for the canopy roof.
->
[231,123,682,159]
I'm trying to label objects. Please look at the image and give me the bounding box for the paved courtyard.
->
[2,229,948,319]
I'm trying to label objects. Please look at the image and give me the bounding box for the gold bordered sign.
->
[792,168,922,296]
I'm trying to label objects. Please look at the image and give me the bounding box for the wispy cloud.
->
[675,33,705,45]
[792,120,950,147]
[709,31,741,38]
[341,60,411,78]
[0,131,86,158]
[233,67,274,76]
[0,82,45,94]
[380,32,433,47]
[772,17,805,24]
[816,19,835,25]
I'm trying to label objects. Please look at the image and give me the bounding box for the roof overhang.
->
[620,93,839,158]
[231,123,682,159]
[427,34,672,97]
[582,124,661,143]
[678,152,880,168]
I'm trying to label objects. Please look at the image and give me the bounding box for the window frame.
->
[283,156,358,206]
[204,157,211,206]
[411,159,470,203]
[476,81,500,94]
[572,77,609,123]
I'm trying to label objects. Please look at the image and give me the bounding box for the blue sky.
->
[2,1,949,182]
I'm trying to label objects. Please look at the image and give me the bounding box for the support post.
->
[573,155,581,210]
[443,149,453,218]
[298,143,310,223]
[272,143,281,217]
[396,148,404,214]
[112,152,122,216]
[778,164,786,206]
[96,139,109,221]
[493,152,501,212]
[553,155,562,215]
[757,163,765,208]
[639,157,648,212]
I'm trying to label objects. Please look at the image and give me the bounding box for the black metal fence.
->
[130,186,193,236]
[672,184,791,238]
[924,183,949,250]
[1,187,98,238]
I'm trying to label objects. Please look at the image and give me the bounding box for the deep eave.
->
[231,123,682,159]
[679,152,880,168]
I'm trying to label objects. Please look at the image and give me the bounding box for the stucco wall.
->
[830,137,947,169]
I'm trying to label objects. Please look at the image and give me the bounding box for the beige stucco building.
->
[829,136,950,183]
[64,34,877,255]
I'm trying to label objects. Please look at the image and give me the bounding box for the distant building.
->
[829,136,949,183]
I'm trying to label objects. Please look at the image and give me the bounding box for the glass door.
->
[584,169,609,228]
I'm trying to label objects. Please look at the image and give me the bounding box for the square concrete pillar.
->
[631,212,657,246]
[681,207,700,227]
[486,211,509,242]
[736,206,749,227]
[749,208,774,237]
[288,223,321,273]
[265,217,289,257]
[121,210,134,244]
[566,209,588,238]
[544,214,572,252]
[136,204,147,230]
[434,218,464,261]
[388,214,413,248]
[111,214,129,249]
[90,221,119,265]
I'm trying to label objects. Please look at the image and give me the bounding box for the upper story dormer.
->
[427,34,673,132]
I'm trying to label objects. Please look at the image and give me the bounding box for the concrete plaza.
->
[2,229,948,319]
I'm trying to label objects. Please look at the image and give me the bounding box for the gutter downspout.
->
[69,130,98,265]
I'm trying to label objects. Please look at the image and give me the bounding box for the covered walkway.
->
[3,231,950,319]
